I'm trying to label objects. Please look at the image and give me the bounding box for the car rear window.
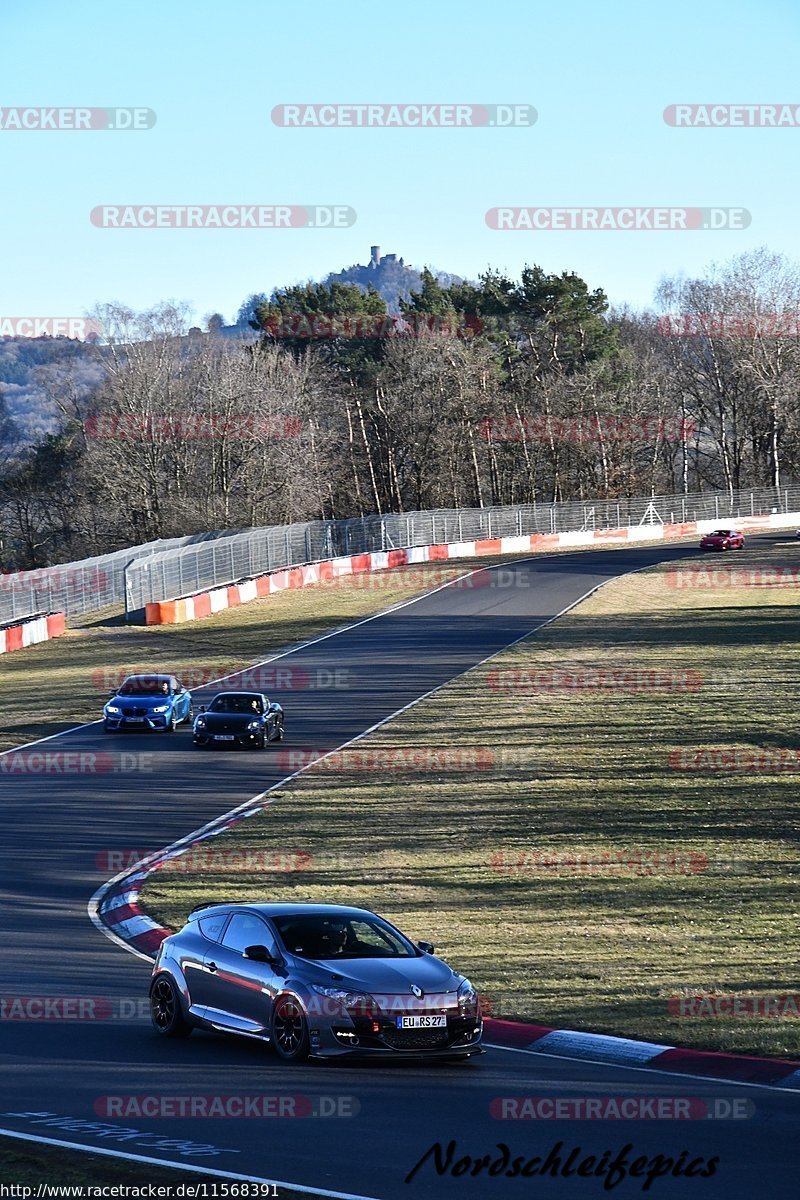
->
[197,914,227,941]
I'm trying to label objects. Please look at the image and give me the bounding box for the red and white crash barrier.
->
[143,511,800,626]
[0,612,66,654]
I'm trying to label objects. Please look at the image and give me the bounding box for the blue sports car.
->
[103,674,192,734]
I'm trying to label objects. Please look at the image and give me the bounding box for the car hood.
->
[297,954,461,995]
[199,712,257,728]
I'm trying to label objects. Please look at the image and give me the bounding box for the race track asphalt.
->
[1,541,798,1199]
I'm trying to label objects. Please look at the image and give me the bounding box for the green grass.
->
[140,539,800,1059]
[0,560,489,752]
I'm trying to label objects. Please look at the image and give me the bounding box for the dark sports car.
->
[149,902,483,1062]
[192,690,284,749]
[103,674,192,733]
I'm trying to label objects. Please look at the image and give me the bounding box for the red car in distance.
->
[699,528,745,551]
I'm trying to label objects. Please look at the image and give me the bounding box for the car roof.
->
[190,902,374,920]
[121,674,175,685]
[208,691,265,700]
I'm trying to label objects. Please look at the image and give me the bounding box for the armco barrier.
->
[142,511,800,626]
[0,611,66,655]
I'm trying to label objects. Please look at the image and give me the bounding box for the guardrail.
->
[0,529,253,626]
[3,486,797,625]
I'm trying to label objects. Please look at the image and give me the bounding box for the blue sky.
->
[1,0,798,326]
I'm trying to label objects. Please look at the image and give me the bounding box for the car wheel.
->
[270,996,309,1062]
[275,720,285,742]
[150,975,192,1038]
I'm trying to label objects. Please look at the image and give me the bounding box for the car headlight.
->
[152,705,169,713]
[309,984,376,1018]
[195,717,206,728]
[105,704,120,715]
[457,978,479,1017]
[247,719,261,730]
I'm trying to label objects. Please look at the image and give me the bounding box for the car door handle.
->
[207,962,217,973]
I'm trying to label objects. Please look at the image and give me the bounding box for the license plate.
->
[125,717,145,724]
[214,734,235,741]
[396,1014,446,1029]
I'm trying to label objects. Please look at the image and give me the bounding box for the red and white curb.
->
[483,1019,800,1087]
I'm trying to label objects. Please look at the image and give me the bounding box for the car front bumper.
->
[104,713,171,731]
[309,1016,484,1059]
[193,730,263,748]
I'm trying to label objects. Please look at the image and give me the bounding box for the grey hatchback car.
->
[149,902,483,1061]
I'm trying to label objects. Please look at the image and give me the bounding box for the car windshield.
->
[273,914,417,960]
[209,695,263,714]
[710,530,732,537]
[118,677,171,696]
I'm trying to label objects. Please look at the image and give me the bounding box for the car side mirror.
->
[417,940,435,955]
[244,944,278,964]
[198,705,206,714]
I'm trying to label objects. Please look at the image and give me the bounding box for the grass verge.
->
[141,539,800,1058]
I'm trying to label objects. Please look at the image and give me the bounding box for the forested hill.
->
[1,248,458,445]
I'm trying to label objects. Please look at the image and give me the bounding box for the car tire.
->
[270,996,309,1062]
[150,975,192,1038]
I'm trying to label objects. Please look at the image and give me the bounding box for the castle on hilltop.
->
[368,245,405,270]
